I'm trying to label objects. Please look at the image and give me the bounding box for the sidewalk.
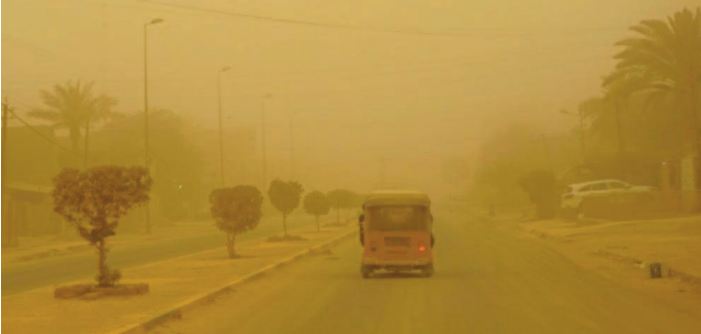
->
[2,223,356,334]
[518,215,701,310]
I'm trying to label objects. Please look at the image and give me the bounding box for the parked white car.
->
[560,179,655,215]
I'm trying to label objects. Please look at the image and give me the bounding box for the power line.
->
[140,0,482,37]
[4,105,77,155]
[139,1,629,37]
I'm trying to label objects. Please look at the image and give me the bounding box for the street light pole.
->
[261,94,271,189]
[288,111,308,180]
[289,110,327,181]
[143,17,163,234]
[217,66,231,187]
[289,111,295,179]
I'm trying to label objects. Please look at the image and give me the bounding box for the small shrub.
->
[326,189,359,224]
[303,191,330,231]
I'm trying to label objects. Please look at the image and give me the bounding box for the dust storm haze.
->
[1,0,691,195]
[3,1,701,334]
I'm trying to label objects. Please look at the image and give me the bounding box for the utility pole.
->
[143,17,163,234]
[2,97,17,247]
[379,156,386,187]
[217,66,231,187]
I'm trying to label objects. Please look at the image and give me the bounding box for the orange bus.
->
[359,191,434,278]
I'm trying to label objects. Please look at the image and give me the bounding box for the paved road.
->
[2,217,317,295]
[151,208,701,334]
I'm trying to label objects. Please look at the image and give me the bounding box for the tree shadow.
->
[228,254,257,260]
[367,272,427,280]
[266,235,308,242]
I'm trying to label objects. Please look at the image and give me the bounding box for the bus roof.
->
[363,190,431,207]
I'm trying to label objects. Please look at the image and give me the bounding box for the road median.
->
[2,224,357,334]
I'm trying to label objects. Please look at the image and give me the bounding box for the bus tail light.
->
[418,243,427,253]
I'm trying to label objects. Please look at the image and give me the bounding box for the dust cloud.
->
[3,1,701,333]
[2,0,693,197]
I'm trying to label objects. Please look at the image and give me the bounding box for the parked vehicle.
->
[359,190,434,278]
[560,179,655,217]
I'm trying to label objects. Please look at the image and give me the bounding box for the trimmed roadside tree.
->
[268,179,304,237]
[326,189,354,224]
[210,186,263,258]
[303,191,330,232]
[52,166,151,287]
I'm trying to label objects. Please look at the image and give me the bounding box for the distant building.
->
[3,183,61,243]
[2,125,63,246]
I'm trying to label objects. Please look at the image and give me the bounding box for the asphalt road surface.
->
[2,217,316,295]
[151,208,701,334]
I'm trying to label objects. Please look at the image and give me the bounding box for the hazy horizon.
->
[3,0,698,194]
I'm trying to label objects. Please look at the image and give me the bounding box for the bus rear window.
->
[368,206,428,231]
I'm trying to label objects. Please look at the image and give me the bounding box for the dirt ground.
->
[518,215,701,315]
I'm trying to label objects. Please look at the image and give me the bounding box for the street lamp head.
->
[220,66,231,73]
[263,93,272,99]
[149,18,164,25]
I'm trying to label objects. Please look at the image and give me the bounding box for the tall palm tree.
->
[29,81,117,166]
[604,7,701,152]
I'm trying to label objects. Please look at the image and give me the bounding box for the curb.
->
[594,249,701,286]
[110,228,357,334]
[576,216,609,224]
[6,243,90,263]
[525,227,701,289]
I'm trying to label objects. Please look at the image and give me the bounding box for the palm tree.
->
[29,81,117,167]
[604,7,701,153]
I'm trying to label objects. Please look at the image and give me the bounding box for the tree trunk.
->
[282,213,288,237]
[69,125,81,153]
[315,215,320,232]
[689,81,700,176]
[226,232,237,258]
[97,239,108,287]
[687,80,700,211]
[69,125,81,167]
[336,206,340,224]
[613,98,626,179]
[83,119,90,169]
